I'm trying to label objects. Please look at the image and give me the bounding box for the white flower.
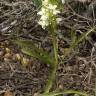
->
[48,4,57,10]
[37,8,46,15]
[53,10,60,15]
[48,4,60,15]
[61,0,65,4]
[38,20,48,29]
[37,0,60,29]
[56,18,62,23]
[40,15,48,21]
[42,0,49,6]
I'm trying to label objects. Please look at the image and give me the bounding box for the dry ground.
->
[0,0,96,96]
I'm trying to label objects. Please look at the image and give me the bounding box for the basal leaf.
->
[15,39,53,65]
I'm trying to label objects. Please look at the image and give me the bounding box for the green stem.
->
[44,17,58,93]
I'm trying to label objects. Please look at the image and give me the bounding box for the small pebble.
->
[34,93,39,96]
[22,57,30,67]
[15,53,21,60]
[5,48,11,53]
[4,53,12,59]
[59,84,63,90]
[4,58,10,62]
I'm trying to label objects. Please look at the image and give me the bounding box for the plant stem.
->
[44,17,58,93]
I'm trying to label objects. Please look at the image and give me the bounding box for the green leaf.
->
[40,90,89,96]
[62,26,96,58]
[71,26,96,49]
[15,39,53,65]
[32,0,42,8]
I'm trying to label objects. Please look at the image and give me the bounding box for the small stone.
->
[15,53,21,60]
[22,58,30,67]
[59,84,63,90]
[4,53,12,59]
[5,48,11,53]
[34,93,39,96]
[4,58,10,62]
[4,90,14,96]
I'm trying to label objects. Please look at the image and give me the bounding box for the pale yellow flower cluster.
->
[37,0,60,29]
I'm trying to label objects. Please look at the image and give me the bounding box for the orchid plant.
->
[14,0,93,96]
[37,0,60,93]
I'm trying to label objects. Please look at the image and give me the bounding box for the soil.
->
[0,0,96,96]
